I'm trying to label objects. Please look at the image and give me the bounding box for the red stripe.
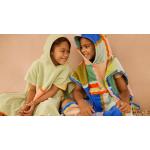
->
[89,83,100,88]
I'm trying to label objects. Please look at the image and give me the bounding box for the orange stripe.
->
[91,89,108,95]
[101,34,110,58]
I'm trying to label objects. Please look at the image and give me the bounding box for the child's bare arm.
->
[19,84,36,115]
[73,84,84,105]
[115,76,130,103]
[25,84,36,104]
[33,84,59,105]
[22,84,60,115]
[73,84,94,116]
[115,76,131,113]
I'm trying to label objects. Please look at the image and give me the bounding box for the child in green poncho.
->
[0,35,71,116]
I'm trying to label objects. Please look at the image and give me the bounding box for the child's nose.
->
[64,52,69,57]
[81,48,87,53]
[81,48,85,52]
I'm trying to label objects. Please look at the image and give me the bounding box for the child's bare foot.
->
[0,112,7,116]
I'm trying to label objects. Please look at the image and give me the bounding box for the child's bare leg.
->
[61,99,74,108]
[61,99,80,116]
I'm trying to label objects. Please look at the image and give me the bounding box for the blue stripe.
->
[62,101,77,113]
[84,87,103,112]
[70,76,82,87]
[70,77,103,112]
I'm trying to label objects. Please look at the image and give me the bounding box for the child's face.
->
[80,38,95,61]
[51,41,70,65]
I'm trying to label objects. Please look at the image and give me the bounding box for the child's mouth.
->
[84,54,90,59]
[61,58,68,62]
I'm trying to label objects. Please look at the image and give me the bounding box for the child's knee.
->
[61,99,80,116]
[34,99,60,116]
[61,99,73,108]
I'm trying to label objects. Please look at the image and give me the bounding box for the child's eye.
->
[80,44,91,50]
[60,49,65,52]
[83,45,89,49]
[60,49,70,54]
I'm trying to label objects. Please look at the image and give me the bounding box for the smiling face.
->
[51,40,70,65]
[80,37,95,62]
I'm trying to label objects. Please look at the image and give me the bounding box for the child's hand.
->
[23,101,36,116]
[116,101,131,113]
[78,100,95,116]
[18,104,31,116]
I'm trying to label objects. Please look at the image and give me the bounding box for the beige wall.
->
[0,34,150,110]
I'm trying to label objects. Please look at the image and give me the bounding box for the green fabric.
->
[25,35,70,92]
[86,64,97,82]
[71,61,89,88]
[104,57,128,97]
[71,57,128,111]
[0,91,63,116]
